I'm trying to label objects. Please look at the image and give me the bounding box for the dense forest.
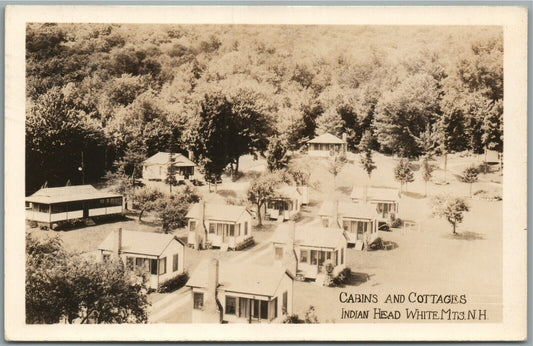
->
[25,24,503,194]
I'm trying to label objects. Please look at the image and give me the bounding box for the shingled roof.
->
[351,186,399,202]
[272,223,347,249]
[26,185,122,204]
[186,260,291,297]
[307,133,346,144]
[185,203,250,223]
[143,152,196,167]
[318,201,380,220]
[98,230,183,257]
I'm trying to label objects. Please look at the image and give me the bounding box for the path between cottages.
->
[228,237,272,263]
[148,286,190,323]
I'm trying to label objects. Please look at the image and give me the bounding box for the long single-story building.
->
[98,228,185,290]
[142,152,200,182]
[186,202,254,251]
[25,185,123,229]
[186,259,294,323]
[272,223,347,283]
[351,186,400,223]
[318,200,380,249]
[307,133,347,157]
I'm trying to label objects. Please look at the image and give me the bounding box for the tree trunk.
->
[138,208,145,222]
[452,222,456,234]
[235,157,240,174]
[257,203,263,226]
[443,152,448,181]
[484,147,488,174]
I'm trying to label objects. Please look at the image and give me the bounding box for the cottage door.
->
[357,222,364,240]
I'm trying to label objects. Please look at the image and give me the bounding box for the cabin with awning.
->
[351,186,400,223]
[186,259,293,324]
[318,200,379,249]
[25,185,123,229]
[186,202,253,251]
[142,152,200,182]
[272,222,347,283]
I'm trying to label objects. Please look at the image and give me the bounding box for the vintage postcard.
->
[4,5,528,342]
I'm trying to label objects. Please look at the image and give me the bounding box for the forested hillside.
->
[25,24,503,194]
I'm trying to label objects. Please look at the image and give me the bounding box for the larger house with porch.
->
[351,186,400,225]
[318,200,379,249]
[98,228,185,290]
[271,223,347,284]
[186,259,293,323]
[25,185,123,229]
[142,152,200,183]
[186,202,253,251]
[307,133,347,157]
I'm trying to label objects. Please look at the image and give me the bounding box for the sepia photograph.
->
[4,5,528,342]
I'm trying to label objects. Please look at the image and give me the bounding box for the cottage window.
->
[282,291,288,314]
[335,250,339,266]
[173,254,179,272]
[225,296,236,315]
[300,250,308,263]
[68,201,83,211]
[342,220,349,231]
[244,222,248,236]
[102,254,110,262]
[310,250,318,265]
[326,251,331,260]
[322,217,329,228]
[189,220,196,232]
[217,223,225,235]
[260,300,268,320]
[341,248,344,265]
[239,298,249,318]
[275,246,283,260]
[126,257,134,270]
[209,223,215,234]
[159,257,167,275]
[36,203,50,213]
[193,292,204,309]
[150,259,158,275]
[229,224,235,236]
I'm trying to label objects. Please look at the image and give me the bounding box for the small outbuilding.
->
[266,185,307,221]
[98,228,185,290]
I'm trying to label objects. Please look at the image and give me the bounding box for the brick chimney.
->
[188,150,194,161]
[113,228,122,258]
[195,201,206,250]
[203,258,223,323]
[283,222,298,276]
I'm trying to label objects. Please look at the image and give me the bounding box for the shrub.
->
[157,272,189,293]
[331,267,351,287]
[389,213,402,228]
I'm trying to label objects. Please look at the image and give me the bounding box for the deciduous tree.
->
[431,195,470,234]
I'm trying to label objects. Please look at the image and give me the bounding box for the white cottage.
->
[142,152,200,182]
[351,186,399,223]
[318,200,379,249]
[272,223,347,282]
[307,133,347,157]
[186,202,253,251]
[25,185,123,229]
[186,259,294,323]
[98,229,185,290]
[266,185,305,221]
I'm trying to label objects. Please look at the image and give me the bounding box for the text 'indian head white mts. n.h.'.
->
[4,5,528,342]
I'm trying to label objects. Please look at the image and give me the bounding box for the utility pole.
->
[78,151,85,184]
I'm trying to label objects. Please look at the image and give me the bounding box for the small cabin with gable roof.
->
[142,152,200,182]
[98,228,185,290]
[351,186,400,223]
[307,133,347,157]
[186,202,253,251]
[186,259,293,324]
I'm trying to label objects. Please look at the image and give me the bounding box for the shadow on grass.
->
[446,231,485,241]
[401,191,425,199]
[336,186,353,196]
[343,272,373,287]
[217,189,238,199]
